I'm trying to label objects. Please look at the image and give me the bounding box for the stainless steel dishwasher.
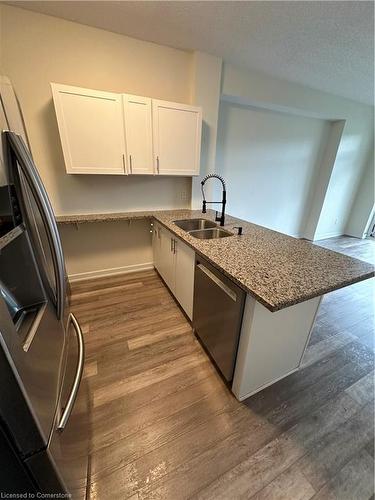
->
[193,256,246,382]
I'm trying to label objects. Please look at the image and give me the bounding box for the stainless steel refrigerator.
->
[0,78,89,497]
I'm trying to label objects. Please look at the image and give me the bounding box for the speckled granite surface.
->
[56,211,154,224]
[56,209,374,311]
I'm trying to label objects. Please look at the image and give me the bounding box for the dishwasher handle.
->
[197,264,237,302]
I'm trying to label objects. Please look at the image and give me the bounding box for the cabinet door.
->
[123,94,153,175]
[152,223,161,272]
[51,83,126,175]
[159,226,176,292]
[152,100,202,176]
[175,239,195,320]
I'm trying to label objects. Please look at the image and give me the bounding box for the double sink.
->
[173,218,233,240]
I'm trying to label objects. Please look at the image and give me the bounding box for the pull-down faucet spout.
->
[200,174,227,226]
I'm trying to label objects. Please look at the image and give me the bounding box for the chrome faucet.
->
[201,174,227,226]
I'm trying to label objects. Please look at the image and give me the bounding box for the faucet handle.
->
[215,211,221,222]
[233,226,243,235]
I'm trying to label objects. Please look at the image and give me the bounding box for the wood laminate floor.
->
[71,236,374,500]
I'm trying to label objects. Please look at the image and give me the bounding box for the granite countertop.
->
[56,209,374,312]
[56,211,155,224]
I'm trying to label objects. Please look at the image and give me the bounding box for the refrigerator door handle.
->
[57,313,84,431]
[5,131,66,320]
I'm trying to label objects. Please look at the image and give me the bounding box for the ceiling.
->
[8,1,374,105]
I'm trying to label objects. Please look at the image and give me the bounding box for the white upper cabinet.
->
[51,83,126,175]
[152,100,202,176]
[51,83,202,176]
[123,94,153,175]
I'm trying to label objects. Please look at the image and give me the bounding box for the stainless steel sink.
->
[173,218,217,231]
[189,228,233,239]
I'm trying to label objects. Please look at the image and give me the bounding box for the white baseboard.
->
[68,262,154,283]
[314,231,344,241]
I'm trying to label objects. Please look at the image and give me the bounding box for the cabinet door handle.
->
[122,153,127,174]
[129,154,133,174]
[156,156,160,174]
[170,237,174,252]
[173,239,177,254]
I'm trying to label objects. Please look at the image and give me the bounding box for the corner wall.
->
[190,52,222,209]
[221,63,374,240]
[1,5,193,216]
[1,5,195,278]
[215,100,331,237]
[345,150,375,238]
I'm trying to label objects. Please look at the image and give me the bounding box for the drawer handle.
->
[197,264,237,302]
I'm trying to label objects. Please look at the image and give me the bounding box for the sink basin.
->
[173,218,217,231]
[189,228,233,239]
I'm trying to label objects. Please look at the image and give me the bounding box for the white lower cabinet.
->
[159,225,176,292]
[152,223,161,271]
[174,239,195,320]
[153,222,195,320]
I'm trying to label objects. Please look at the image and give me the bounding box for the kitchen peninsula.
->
[57,209,374,400]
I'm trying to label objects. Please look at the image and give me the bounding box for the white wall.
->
[314,133,373,239]
[221,63,374,240]
[1,5,195,277]
[345,150,375,238]
[1,5,193,216]
[59,220,153,280]
[302,120,345,240]
[215,100,330,236]
[190,52,222,209]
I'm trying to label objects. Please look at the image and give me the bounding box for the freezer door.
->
[0,425,37,494]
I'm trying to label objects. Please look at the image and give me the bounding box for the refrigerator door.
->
[0,299,46,457]
[4,131,67,322]
[0,277,65,444]
[0,131,69,441]
[52,313,89,498]
[26,313,89,498]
